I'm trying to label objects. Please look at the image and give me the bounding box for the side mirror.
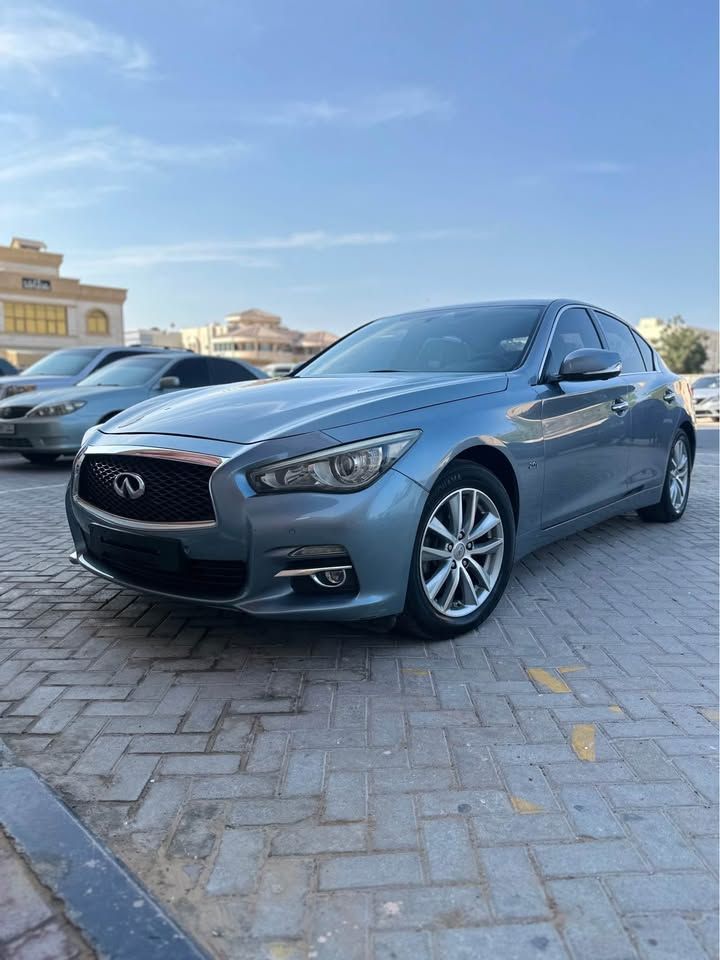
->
[157,375,181,390]
[550,348,622,383]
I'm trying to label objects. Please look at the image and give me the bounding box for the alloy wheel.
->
[419,486,504,618]
[668,438,689,512]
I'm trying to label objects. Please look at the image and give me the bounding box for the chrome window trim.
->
[72,445,227,531]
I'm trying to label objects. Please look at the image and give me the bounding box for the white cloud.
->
[0,183,127,222]
[0,127,249,183]
[0,4,150,76]
[253,86,451,127]
[71,231,398,273]
[70,227,474,275]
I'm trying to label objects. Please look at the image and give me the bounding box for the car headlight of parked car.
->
[29,400,87,418]
[248,430,421,494]
[5,384,37,397]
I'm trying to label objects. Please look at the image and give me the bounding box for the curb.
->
[0,760,209,960]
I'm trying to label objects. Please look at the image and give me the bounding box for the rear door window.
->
[595,313,645,373]
[165,357,210,387]
[207,358,254,383]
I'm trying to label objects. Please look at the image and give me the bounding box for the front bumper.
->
[0,415,91,454]
[66,434,427,621]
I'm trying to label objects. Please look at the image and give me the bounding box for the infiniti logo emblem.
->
[113,472,146,500]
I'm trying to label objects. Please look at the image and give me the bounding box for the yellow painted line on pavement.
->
[527,667,571,694]
[701,708,720,722]
[402,667,429,676]
[268,945,297,960]
[558,665,587,674]
[608,705,623,714]
[571,723,596,762]
[511,796,543,814]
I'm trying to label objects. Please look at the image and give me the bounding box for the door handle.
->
[611,398,629,415]
[663,389,676,404]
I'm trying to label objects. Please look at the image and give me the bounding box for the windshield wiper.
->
[367,368,404,373]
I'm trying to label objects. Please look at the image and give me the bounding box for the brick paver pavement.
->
[0,439,717,960]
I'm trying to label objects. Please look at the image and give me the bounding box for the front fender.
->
[325,386,545,536]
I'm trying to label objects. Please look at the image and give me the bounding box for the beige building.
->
[0,237,126,368]
[181,309,338,367]
[636,316,719,372]
[124,326,184,349]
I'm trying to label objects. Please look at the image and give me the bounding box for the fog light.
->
[311,569,348,588]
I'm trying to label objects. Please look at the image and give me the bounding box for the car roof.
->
[104,346,191,354]
[378,299,565,321]
[99,351,190,363]
[376,298,629,323]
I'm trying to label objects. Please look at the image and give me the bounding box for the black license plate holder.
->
[89,524,183,573]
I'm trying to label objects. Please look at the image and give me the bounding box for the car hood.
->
[101,373,508,444]
[0,385,147,412]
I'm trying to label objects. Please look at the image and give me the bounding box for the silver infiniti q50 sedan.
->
[65,300,695,638]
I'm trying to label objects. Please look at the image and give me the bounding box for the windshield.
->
[297,304,543,376]
[79,355,171,387]
[694,376,719,389]
[21,349,101,377]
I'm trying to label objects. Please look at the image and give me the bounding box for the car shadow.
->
[0,453,73,474]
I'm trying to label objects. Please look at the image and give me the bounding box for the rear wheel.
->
[637,430,691,523]
[399,462,515,639]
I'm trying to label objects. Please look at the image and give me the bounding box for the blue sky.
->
[1,0,717,334]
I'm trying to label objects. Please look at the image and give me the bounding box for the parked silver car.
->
[0,345,159,401]
[693,374,720,420]
[0,352,265,464]
[66,300,694,637]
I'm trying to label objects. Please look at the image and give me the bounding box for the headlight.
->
[248,430,420,494]
[29,401,87,418]
[5,384,37,397]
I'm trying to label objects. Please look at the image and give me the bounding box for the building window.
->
[4,301,68,336]
[86,309,110,335]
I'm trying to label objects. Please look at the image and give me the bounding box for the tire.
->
[637,429,691,523]
[21,453,60,465]
[399,462,515,639]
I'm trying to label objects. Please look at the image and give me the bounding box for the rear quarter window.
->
[631,331,655,371]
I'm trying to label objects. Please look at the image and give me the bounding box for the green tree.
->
[657,320,708,373]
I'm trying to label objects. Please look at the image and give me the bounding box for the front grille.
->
[78,453,216,523]
[0,437,31,448]
[88,549,246,599]
[0,406,34,419]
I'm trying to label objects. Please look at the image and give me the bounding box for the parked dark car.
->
[66,300,695,637]
[0,358,19,377]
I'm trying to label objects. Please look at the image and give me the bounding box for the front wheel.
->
[399,462,515,639]
[637,430,691,523]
